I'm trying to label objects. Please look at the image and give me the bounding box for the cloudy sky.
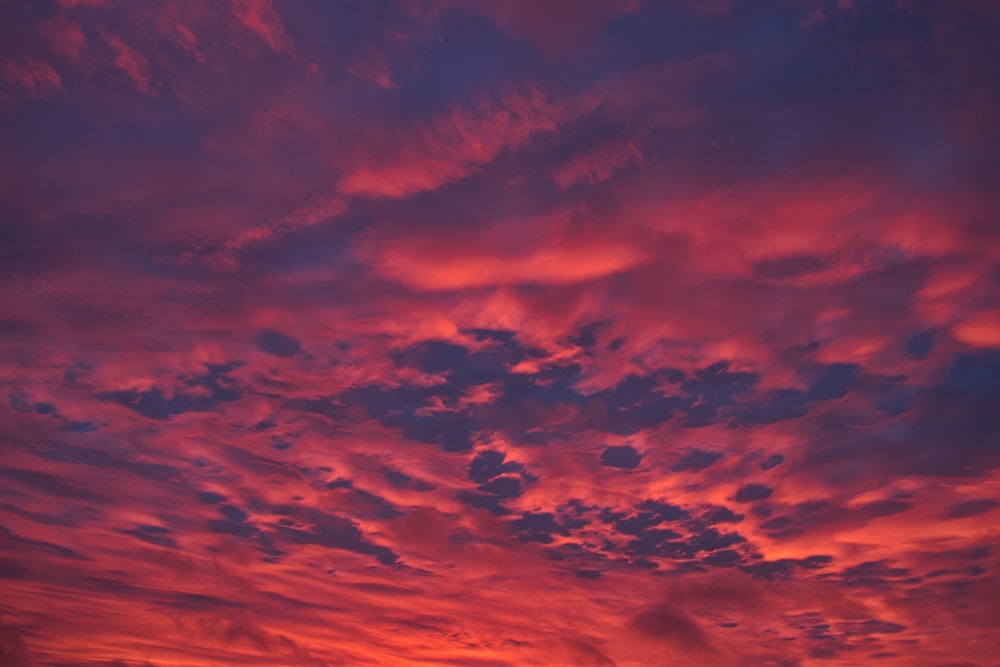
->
[1,1,999,665]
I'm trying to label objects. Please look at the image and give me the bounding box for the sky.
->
[1,0,999,665]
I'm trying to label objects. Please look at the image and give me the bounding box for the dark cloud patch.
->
[635,500,689,522]
[458,491,511,516]
[682,361,758,402]
[576,569,604,579]
[738,390,808,426]
[686,527,746,553]
[702,549,742,566]
[383,469,412,487]
[391,412,476,452]
[254,329,302,357]
[945,499,998,519]
[348,488,403,520]
[463,328,517,344]
[734,484,774,503]
[198,491,227,504]
[478,476,522,498]
[600,445,643,469]
[99,365,241,419]
[219,504,249,523]
[945,351,1000,396]
[283,396,341,419]
[126,524,178,549]
[904,330,936,360]
[672,449,723,472]
[613,512,676,537]
[883,351,1000,476]
[468,449,522,484]
[99,388,208,420]
[702,506,744,525]
[742,555,833,580]
[271,511,399,566]
[382,468,434,491]
[876,389,914,416]
[207,504,258,538]
[841,619,906,635]
[183,363,243,403]
[61,420,98,433]
[806,363,861,401]
[591,372,685,434]
[570,322,603,351]
[392,339,507,385]
[511,512,562,543]
[761,453,785,470]
[761,516,794,533]
[329,383,476,451]
[250,419,277,432]
[833,560,912,588]
[753,254,828,279]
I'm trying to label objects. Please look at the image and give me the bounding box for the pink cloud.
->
[338,87,563,198]
[100,30,153,94]
[38,16,89,62]
[230,0,289,52]
[1,59,61,97]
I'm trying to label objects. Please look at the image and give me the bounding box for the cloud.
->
[100,30,153,94]
[629,602,710,652]
[254,329,302,357]
[1,1,998,665]
[672,449,723,472]
[1,59,61,97]
[230,0,289,52]
[338,87,562,199]
[734,484,774,503]
[600,445,643,469]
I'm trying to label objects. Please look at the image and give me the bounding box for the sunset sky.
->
[2,1,999,665]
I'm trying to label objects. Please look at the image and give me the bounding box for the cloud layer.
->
[1,1,999,665]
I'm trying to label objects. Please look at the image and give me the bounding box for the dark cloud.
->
[600,445,643,469]
[742,555,833,580]
[672,449,723,472]
[254,329,302,357]
[806,364,861,401]
[734,484,774,503]
[760,454,784,470]
[945,499,999,519]
[904,330,936,360]
[753,254,828,279]
[468,449,522,484]
[198,491,227,504]
[511,512,562,544]
[99,365,241,419]
[702,506,745,525]
[125,524,178,549]
[841,619,906,635]
[738,390,809,426]
[478,476,522,498]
